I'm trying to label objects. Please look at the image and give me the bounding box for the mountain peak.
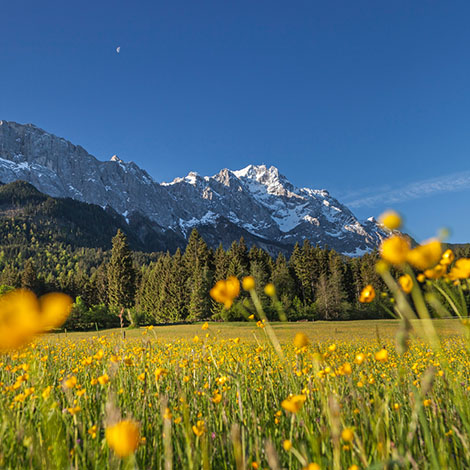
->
[0,121,386,255]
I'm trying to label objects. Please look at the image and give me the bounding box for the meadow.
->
[2,212,470,469]
[0,318,469,470]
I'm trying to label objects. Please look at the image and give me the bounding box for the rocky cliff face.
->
[0,120,385,255]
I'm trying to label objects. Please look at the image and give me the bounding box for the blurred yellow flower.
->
[398,274,413,293]
[281,394,306,413]
[264,283,276,297]
[0,289,72,351]
[210,276,240,308]
[293,333,309,348]
[375,349,388,363]
[406,239,442,270]
[192,420,206,437]
[242,276,256,291]
[359,285,375,303]
[448,258,470,280]
[341,427,354,442]
[303,464,320,470]
[64,376,77,389]
[98,374,110,385]
[380,235,410,265]
[440,249,454,265]
[106,419,140,458]
[283,440,292,451]
[424,264,446,279]
[379,210,402,230]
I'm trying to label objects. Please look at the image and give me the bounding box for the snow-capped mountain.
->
[0,120,385,255]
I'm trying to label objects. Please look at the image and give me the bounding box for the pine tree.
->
[107,230,136,309]
[21,259,40,294]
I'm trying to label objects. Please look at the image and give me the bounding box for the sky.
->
[2,0,470,242]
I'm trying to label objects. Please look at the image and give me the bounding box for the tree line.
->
[3,228,470,329]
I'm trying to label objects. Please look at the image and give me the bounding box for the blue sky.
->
[2,1,470,242]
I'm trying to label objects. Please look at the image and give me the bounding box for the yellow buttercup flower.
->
[303,464,320,470]
[192,420,206,437]
[359,285,375,303]
[210,276,240,308]
[0,289,72,351]
[283,440,292,451]
[106,419,140,458]
[398,274,413,293]
[379,210,402,230]
[406,239,442,270]
[417,273,426,283]
[380,235,410,265]
[293,333,309,348]
[281,394,306,413]
[424,264,446,279]
[64,376,77,389]
[375,349,389,363]
[341,427,354,442]
[440,249,454,265]
[264,283,276,297]
[448,258,470,280]
[242,276,256,291]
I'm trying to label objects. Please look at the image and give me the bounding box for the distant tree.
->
[107,230,136,309]
[21,259,40,293]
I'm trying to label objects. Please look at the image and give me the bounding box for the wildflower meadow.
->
[1,211,470,469]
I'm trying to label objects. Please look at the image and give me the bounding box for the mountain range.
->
[0,120,385,255]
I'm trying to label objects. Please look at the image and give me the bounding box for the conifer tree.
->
[21,259,40,294]
[107,230,136,309]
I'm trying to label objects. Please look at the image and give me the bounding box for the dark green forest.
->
[2,180,470,330]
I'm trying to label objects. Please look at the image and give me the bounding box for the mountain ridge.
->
[0,120,386,255]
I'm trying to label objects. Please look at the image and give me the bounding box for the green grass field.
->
[58,318,464,343]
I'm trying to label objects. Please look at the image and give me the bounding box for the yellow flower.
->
[406,239,442,270]
[303,464,321,470]
[64,376,77,389]
[88,425,98,439]
[423,399,431,407]
[417,273,426,282]
[359,285,375,303]
[106,419,140,458]
[0,289,72,351]
[201,322,209,330]
[380,235,410,265]
[440,249,454,265]
[210,276,240,308]
[424,264,446,279]
[242,276,256,291]
[67,406,81,415]
[293,333,309,348]
[192,420,206,437]
[281,394,306,413]
[155,368,168,380]
[283,440,292,451]
[264,283,276,297]
[354,353,365,365]
[398,274,413,293]
[163,407,173,420]
[212,393,222,404]
[375,349,388,363]
[341,427,354,442]
[42,386,52,400]
[98,374,110,385]
[379,210,402,230]
[448,258,470,280]
[349,466,359,470]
